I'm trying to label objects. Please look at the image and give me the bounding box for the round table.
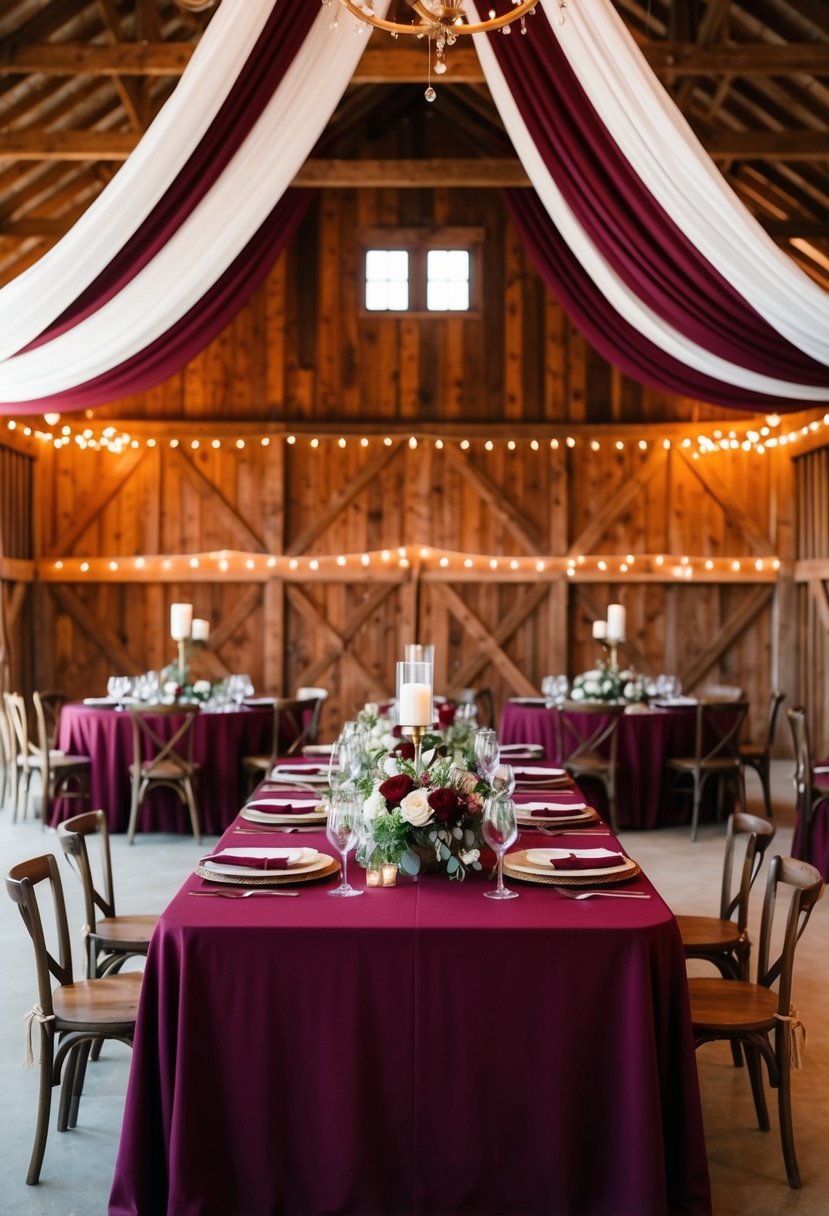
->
[55,702,274,835]
[500,699,713,830]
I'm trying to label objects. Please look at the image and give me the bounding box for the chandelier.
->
[331,1,546,99]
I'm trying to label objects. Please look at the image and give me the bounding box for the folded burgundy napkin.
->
[200,853,290,870]
[550,852,625,871]
[248,803,320,816]
[273,764,323,774]
[256,785,318,797]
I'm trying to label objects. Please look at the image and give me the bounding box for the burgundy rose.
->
[437,702,457,729]
[427,786,463,823]
[391,724,404,739]
[395,741,416,761]
[379,773,415,806]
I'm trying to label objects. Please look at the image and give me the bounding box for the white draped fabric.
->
[0,0,276,362]
[471,8,829,401]
[547,0,829,366]
[0,4,388,403]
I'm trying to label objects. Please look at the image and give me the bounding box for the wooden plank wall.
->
[0,440,34,694]
[794,445,829,755]
[30,432,790,744]
[2,190,811,751]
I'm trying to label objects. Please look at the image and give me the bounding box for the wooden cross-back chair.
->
[4,691,91,823]
[58,810,158,979]
[557,701,625,834]
[0,689,14,812]
[127,704,201,844]
[5,853,141,1185]
[787,706,829,865]
[242,696,323,791]
[739,689,786,820]
[676,811,776,981]
[688,856,823,1189]
[664,699,749,841]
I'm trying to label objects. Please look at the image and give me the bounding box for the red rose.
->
[437,702,457,729]
[379,773,415,806]
[427,786,463,823]
[395,741,416,761]
[391,724,404,739]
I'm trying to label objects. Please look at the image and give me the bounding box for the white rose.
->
[379,732,398,752]
[459,848,480,866]
[363,787,386,821]
[193,680,211,695]
[570,687,584,701]
[163,680,179,695]
[584,680,599,696]
[623,682,636,699]
[400,788,432,827]
[382,755,400,777]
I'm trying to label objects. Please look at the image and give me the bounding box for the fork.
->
[533,827,612,837]
[553,886,651,901]
[233,826,320,835]
[188,889,300,899]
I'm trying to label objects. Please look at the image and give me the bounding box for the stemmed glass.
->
[492,763,516,798]
[474,728,500,783]
[482,796,519,901]
[326,789,364,898]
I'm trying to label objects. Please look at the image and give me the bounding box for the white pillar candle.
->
[592,619,607,640]
[170,602,193,641]
[398,682,432,726]
[191,618,210,642]
[606,603,626,641]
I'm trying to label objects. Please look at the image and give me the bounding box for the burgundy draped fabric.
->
[5,191,310,413]
[489,11,829,390]
[506,189,811,411]
[27,2,317,351]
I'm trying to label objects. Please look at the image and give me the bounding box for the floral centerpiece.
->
[355,750,495,880]
[569,667,647,705]
[160,677,227,706]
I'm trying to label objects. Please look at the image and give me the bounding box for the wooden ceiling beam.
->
[293,158,531,187]
[6,41,829,82]
[705,129,829,161]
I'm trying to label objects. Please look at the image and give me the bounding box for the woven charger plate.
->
[502,849,641,887]
[195,856,340,887]
[515,806,600,828]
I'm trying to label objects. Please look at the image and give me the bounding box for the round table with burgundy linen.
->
[54,702,274,835]
[500,699,711,830]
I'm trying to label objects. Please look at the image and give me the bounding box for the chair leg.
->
[90,1038,103,1062]
[730,1040,744,1068]
[759,761,773,820]
[127,774,141,845]
[27,1027,54,1185]
[184,778,201,844]
[690,777,702,842]
[57,1043,79,1132]
[744,1041,770,1132]
[776,1032,801,1188]
[68,1039,92,1130]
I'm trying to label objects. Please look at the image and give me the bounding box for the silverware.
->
[188,889,300,899]
[553,887,650,901]
[233,826,320,835]
[532,827,612,837]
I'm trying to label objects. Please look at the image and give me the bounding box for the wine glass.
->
[492,763,516,798]
[482,796,519,901]
[326,790,364,898]
[554,675,569,704]
[474,728,500,783]
[541,675,555,707]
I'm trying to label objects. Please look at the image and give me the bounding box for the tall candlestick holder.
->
[402,723,428,775]
[176,639,190,686]
[599,638,621,674]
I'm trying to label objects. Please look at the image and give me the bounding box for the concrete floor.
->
[0,762,827,1216]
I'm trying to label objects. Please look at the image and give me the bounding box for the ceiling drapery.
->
[0,0,827,414]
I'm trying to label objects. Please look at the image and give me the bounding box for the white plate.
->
[651,697,698,708]
[270,766,330,784]
[516,800,587,813]
[513,766,567,778]
[522,846,629,877]
[242,696,277,707]
[241,807,326,825]
[302,744,335,756]
[201,846,323,877]
[83,696,117,706]
[245,797,320,809]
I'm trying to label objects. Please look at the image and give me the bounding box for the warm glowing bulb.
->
[384,437,393,447]
[245,559,255,570]
[731,560,741,572]
[190,557,199,569]
[310,559,319,570]
[54,560,63,570]
[80,561,89,572]
[109,560,118,572]
[535,560,545,572]
[435,439,444,450]
[261,437,270,447]
[287,435,296,445]
[460,439,470,450]
[219,558,229,572]
[44,413,60,426]
[361,553,370,567]
[590,440,600,452]
[439,557,449,568]
[704,559,714,571]
[530,439,539,451]
[381,549,391,562]
[638,440,647,450]
[489,558,498,570]
[566,437,575,448]
[655,555,664,567]
[267,557,276,568]
[485,440,494,451]
[336,555,346,566]
[597,560,607,571]
[507,440,516,451]
[360,437,369,447]
[464,558,473,569]
[289,558,299,570]
[338,437,347,448]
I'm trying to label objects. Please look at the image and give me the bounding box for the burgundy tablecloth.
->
[792,761,829,880]
[55,703,273,835]
[501,702,719,830]
[109,807,711,1216]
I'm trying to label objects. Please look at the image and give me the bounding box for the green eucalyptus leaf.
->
[399,848,421,876]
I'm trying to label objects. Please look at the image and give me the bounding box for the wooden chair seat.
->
[52,972,142,1029]
[49,753,92,772]
[668,755,740,772]
[95,914,158,950]
[131,757,199,781]
[689,976,778,1034]
[675,913,747,954]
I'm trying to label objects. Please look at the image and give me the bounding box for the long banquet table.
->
[55,702,273,835]
[109,784,712,1216]
[501,700,718,830]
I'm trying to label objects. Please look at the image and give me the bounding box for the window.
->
[361,228,482,315]
[365,249,409,312]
